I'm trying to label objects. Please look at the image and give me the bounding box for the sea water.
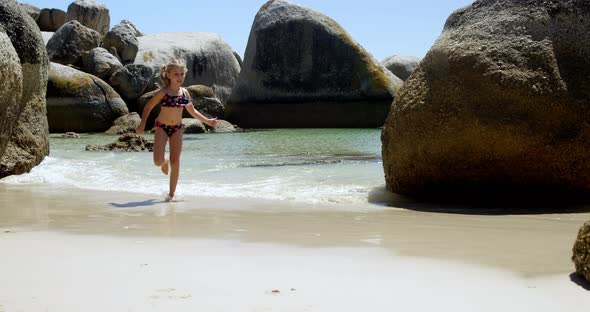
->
[1,129,388,207]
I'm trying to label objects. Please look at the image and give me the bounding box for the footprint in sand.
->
[149,288,192,301]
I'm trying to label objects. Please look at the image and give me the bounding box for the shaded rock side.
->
[381,0,590,199]
[0,0,50,178]
[134,32,241,103]
[47,62,128,133]
[66,0,110,35]
[225,0,400,128]
[86,133,153,152]
[573,221,590,283]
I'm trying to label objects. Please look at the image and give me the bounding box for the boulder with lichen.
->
[47,62,128,133]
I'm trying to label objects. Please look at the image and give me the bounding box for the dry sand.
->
[0,184,589,311]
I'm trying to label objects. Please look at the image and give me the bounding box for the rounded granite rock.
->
[46,20,101,66]
[0,0,50,179]
[66,0,110,35]
[134,32,240,104]
[381,0,590,200]
[224,0,400,128]
[47,62,128,133]
[0,31,23,158]
[382,55,421,81]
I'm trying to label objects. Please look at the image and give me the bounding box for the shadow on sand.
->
[569,273,590,291]
[109,199,166,208]
[368,186,590,215]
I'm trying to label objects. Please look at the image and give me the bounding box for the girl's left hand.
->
[207,118,218,127]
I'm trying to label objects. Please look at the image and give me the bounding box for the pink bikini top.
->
[160,89,190,108]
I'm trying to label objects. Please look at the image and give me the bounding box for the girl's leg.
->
[153,127,170,175]
[167,129,183,199]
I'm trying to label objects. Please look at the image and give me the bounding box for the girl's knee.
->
[153,158,165,166]
[169,157,180,167]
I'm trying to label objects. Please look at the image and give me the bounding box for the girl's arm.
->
[136,90,165,134]
[183,89,218,127]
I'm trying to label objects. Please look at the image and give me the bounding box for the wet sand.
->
[0,184,589,311]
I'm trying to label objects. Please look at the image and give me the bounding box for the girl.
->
[136,60,218,201]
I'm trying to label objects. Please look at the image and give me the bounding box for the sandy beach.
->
[0,184,589,311]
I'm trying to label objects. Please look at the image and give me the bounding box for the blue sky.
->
[25,0,473,60]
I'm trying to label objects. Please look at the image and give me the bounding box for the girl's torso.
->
[156,88,189,125]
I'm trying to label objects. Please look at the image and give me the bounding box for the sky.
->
[24,0,473,61]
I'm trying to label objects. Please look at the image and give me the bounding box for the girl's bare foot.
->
[165,193,175,202]
[161,155,169,175]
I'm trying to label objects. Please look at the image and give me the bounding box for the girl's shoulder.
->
[153,88,168,99]
[182,87,191,99]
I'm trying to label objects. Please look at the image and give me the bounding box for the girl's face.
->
[167,66,186,87]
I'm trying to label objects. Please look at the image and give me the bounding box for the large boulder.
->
[134,32,241,103]
[225,0,400,128]
[381,0,590,199]
[65,0,110,35]
[102,21,139,65]
[37,8,66,32]
[382,55,421,81]
[47,62,128,133]
[81,47,123,81]
[46,20,101,66]
[0,31,23,158]
[0,0,50,178]
[573,221,590,283]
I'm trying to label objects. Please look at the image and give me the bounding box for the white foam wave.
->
[1,154,382,207]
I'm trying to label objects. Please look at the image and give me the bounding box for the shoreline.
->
[1,184,588,276]
[1,184,590,311]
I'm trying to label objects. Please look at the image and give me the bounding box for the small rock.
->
[573,221,590,282]
[85,133,153,152]
[62,132,80,138]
